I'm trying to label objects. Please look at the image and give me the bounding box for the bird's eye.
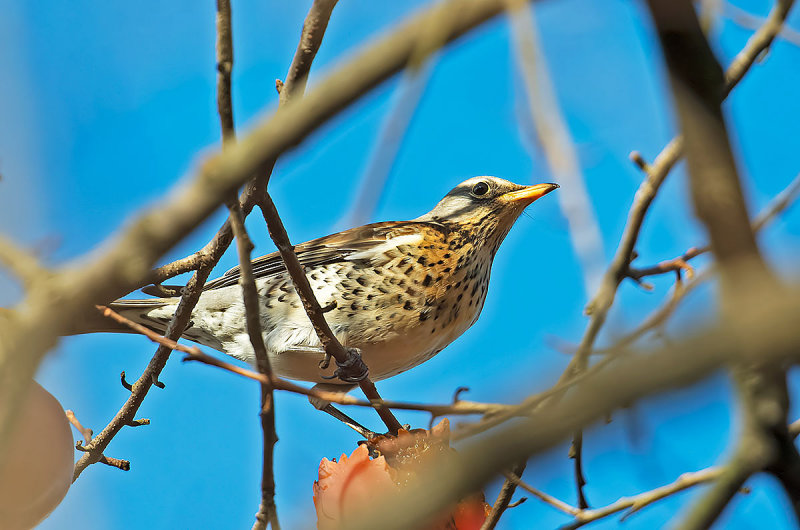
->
[471,181,490,197]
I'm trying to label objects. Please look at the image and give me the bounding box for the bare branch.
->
[182,349,510,416]
[503,470,579,516]
[480,462,529,530]
[279,0,339,105]
[214,1,280,527]
[227,200,280,530]
[96,305,201,356]
[563,467,723,529]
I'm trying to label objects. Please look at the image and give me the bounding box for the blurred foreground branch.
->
[645,1,799,528]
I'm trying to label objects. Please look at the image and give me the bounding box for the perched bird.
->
[79,177,557,385]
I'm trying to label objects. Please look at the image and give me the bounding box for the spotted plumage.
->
[82,177,558,384]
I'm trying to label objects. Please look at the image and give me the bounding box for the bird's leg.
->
[309,382,376,438]
[320,404,377,439]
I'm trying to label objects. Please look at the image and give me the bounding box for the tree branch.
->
[480,462,529,530]
[182,348,510,416]
[645,2,798,528]
[279,0,338,106]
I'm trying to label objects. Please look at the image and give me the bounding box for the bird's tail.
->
[65,298,175,336]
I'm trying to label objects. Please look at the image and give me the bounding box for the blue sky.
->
[2,0,800,528]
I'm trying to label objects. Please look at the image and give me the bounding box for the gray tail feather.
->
[65,298,175,336]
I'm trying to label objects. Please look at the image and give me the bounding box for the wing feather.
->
[202,221,447,291]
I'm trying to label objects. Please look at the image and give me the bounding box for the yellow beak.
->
[503,182,559,203]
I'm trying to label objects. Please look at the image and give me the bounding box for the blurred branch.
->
[481,462,529,530]
[0,236,50,290]
[340,65,433,229]
[724,1,800,48]
[506,0,605,296]
[644,2,798,529]
[147,0,340,288]
[341,0,468,229]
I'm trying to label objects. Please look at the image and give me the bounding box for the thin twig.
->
[65,410,93,444]
[562,467,723,529]
[183,349,509,416]
[67,410,131,473]
[96,305,201,356]
[481,462,528,530]
[215,1,281,527]
[279,0,339,105]
[503,470,579,516]
[227,200,281,530]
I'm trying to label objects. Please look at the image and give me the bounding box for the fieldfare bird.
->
[79,177,558,387]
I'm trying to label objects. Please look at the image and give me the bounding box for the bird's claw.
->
[321,348,369,384]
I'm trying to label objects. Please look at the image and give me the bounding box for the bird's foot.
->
[321,348,369,384]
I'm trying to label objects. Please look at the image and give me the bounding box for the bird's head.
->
[416,176,559,254]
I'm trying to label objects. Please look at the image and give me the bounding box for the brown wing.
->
[202,221,447,291]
